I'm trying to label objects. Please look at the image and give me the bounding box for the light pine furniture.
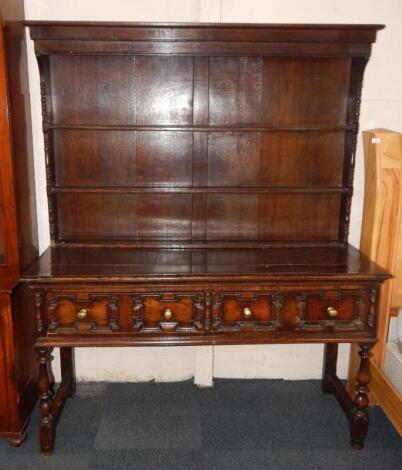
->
[0,2,39,446]
[347,129,402,435]
[23,21,389,455]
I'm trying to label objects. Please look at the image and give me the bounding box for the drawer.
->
[295,291,369,331]
[46,293,119,334]
[42,289,373,336]
[132,293,205,333]
[212,293,282,331]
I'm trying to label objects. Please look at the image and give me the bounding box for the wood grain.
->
[347,129,402,430]
[0,11,18,277]
[23,21,387,454]
[0,3,38,445]
[370,360,402,436]
[35,39,361,246]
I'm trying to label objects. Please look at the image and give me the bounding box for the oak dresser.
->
[23,21,389,455]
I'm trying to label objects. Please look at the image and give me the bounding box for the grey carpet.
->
[0,380,401,469]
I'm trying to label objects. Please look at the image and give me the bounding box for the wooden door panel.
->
[0,186,5,264]
[0,294,18,433]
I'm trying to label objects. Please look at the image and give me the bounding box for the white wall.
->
[24,0,402,383]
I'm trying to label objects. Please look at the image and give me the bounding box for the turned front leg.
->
[350,343,372,449]
[37,347,54,456]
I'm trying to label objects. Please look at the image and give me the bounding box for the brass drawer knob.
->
[243,307,252,319]
[327,306,338,318]
[163,308,173,321]
[77,308,88,320]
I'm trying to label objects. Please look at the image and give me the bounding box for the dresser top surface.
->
[21,245,389,283]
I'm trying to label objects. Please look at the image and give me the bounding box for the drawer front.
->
[40,288,375,337]
[293,291,370,331]
[212,290,373,333]
[212,293,282,331]
[46,293,119,334]
[132,293,205,333]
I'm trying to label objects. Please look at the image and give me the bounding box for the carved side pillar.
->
[350,344,372,449]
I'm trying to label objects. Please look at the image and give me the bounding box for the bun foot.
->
[41,449,53,457]
[351,439,364,450]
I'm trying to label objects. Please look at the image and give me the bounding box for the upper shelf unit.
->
[25,22,383,247]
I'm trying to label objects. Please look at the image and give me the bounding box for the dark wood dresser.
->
[23,21,389,455]
[0,4,38,446]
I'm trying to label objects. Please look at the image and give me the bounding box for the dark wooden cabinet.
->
[0,18,18,282]
[0,4,38,446]
[22,21,389,455]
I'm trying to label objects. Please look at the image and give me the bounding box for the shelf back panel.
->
[26,22,382,247]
